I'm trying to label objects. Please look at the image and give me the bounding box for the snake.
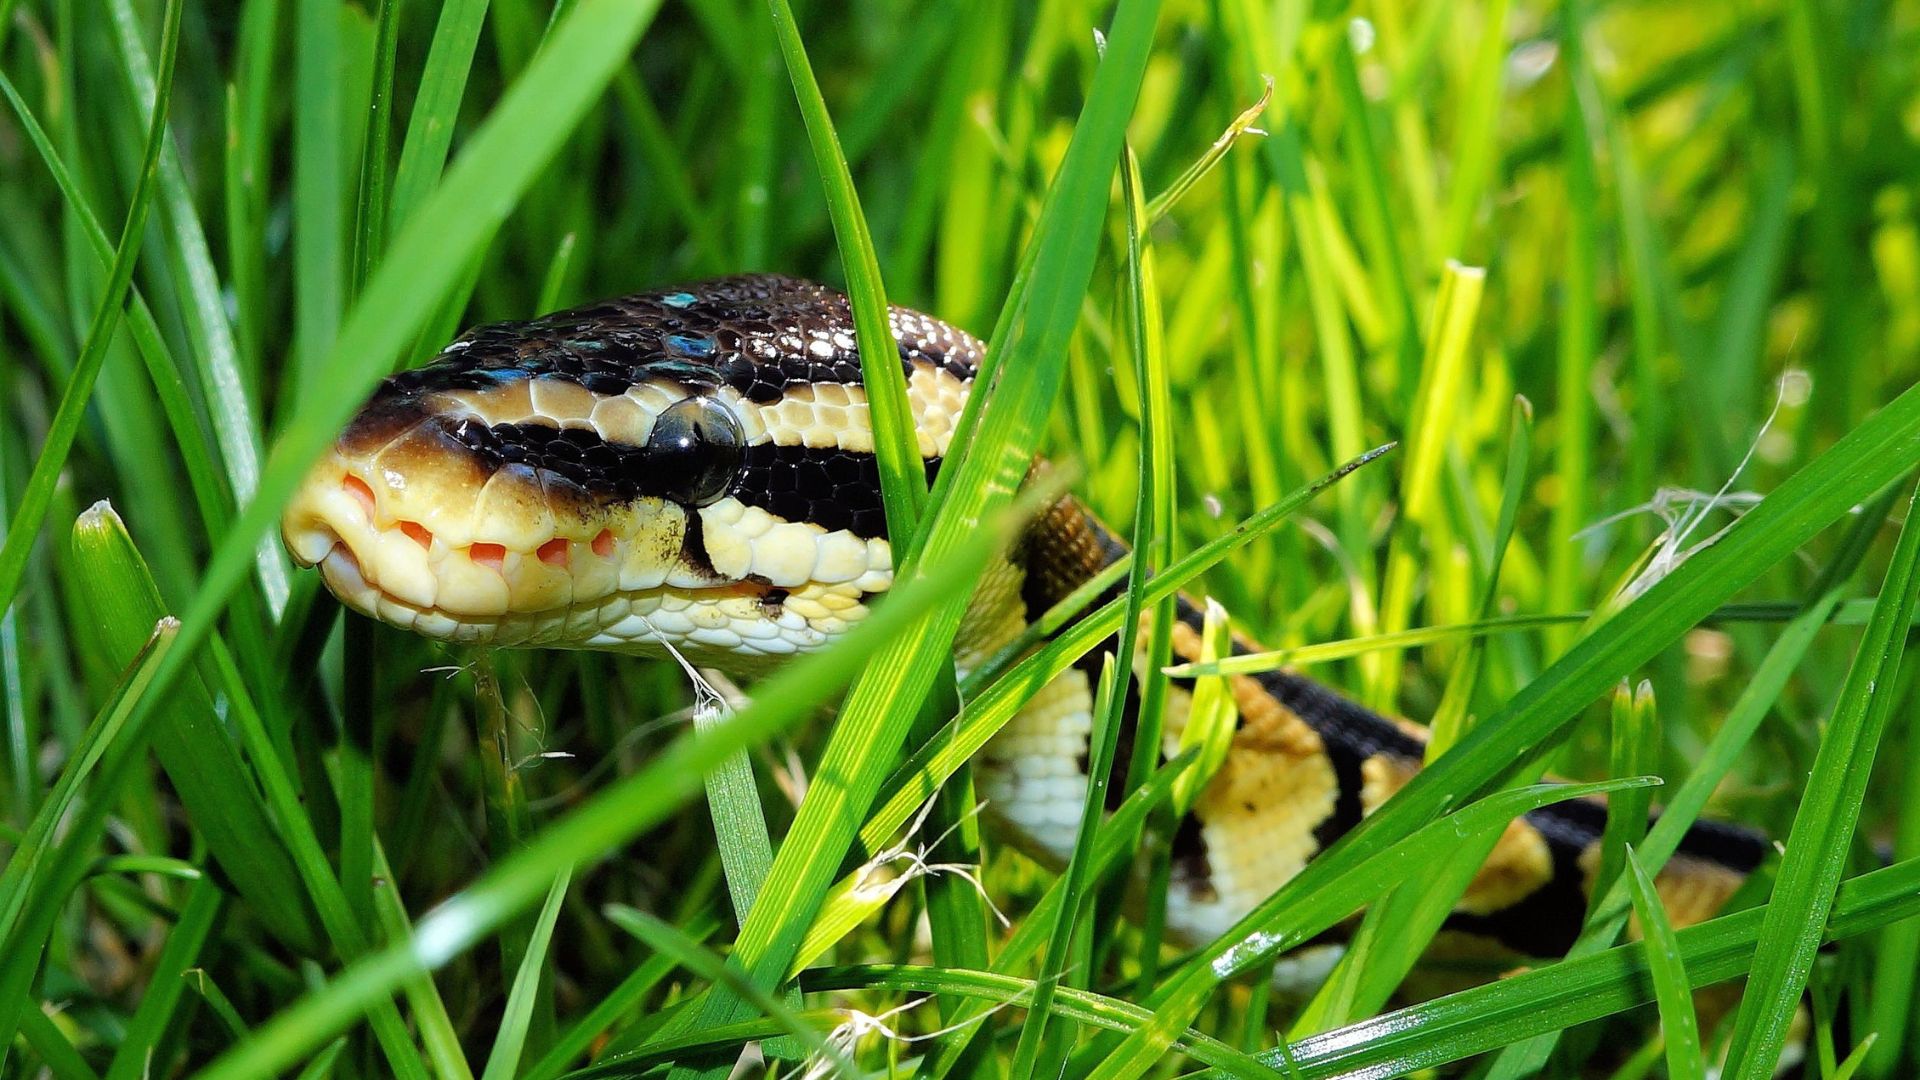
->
[281,272,1771,977]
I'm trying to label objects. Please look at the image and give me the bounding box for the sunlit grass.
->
[1,0,1917,1076]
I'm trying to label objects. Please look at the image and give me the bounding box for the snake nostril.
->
[470,543,506,572]
[591,529,614,558]
[342,474,377,519]
[537,537,570,568]
[401,521,433,549]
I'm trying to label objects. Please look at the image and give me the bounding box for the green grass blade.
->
[605,905,849,1074]
[1375,260,1484,706]
[76,510,428,1077]
[480,869,571,1080]
[1720,477,1920,1077]
[388,0,491,236]
[521,915,720,1080]
[765,0,922,531]
[68,503,318,950]
[0,617,179,1049]
[292,0,347,399]
[103,0,292,615]
[1543,0,1601,658]
[1427,395,1531,755]
[102,878,224,1080]
[1624,846,1706,1080]
[351,0,402,291]
[18,1004,99,1080]
[0,0,181,619]
[1592,682,1658,907]
[0,70,240,561]
[370,841,474,1080]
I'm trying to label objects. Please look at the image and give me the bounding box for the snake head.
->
[281,275,978,666]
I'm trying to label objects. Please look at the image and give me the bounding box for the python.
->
[282,272,1770,979]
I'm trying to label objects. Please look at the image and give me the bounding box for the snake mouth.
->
[280,455,875,661]
[280,449,666,627]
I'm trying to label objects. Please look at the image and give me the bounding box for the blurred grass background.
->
[1,0,1918,1075]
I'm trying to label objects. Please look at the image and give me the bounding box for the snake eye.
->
[646,397,743,507]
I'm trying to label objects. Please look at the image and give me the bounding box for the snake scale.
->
[282,273,1770,978]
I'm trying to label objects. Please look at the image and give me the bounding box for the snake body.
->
[283,273,1769,968]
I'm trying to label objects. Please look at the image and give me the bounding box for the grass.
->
[1,0,1918,1077]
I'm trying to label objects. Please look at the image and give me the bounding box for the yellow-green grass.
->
[1,0,1918,1076]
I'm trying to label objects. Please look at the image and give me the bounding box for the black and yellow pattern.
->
[284,273,1771,976]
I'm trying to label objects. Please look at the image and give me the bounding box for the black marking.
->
[733,445,942,541]
[373,274,981,409]
[760,587,789,617]
[1170,813,1217,902]
[678,506,718,579]
[442,416,944,541]
[1250,664,1425,848]
[1524,796,1770,875]
[1444,781,1771,956]
[1444,834,1594,956]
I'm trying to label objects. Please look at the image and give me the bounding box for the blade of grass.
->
[0,70,239,570]
[480,869,571,1080]
[766,0,921,530]
[1436,0,1510,258]
[605,905,849,1075]
[1865,674,1920,1077]
[292,0,346,396]
[0,0,181,620]
[81,510,429,1078]
[104,0,292,617]
[0,617,178,1052]
[0,618,177,965]
[1115,137,1182,993]
[1427,395,1531,755]
[1544,0,1601,658]
[1010,653,1119,1075]
[388,0,491,236]
[918,750,1199,1078]
[102,878,223,1080]
[762,0,996,994]
[1625,845,1706,1080]
[223,0,278,390]
[68,503,318,950]
[369,841,474,1080]
[1166,613,1583,675]
[1374,260,1485,707]
[521,915,720,1080]
[1592,681,1658,906]
[1720,478,1920,1076]
[18,1005,99,1080]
